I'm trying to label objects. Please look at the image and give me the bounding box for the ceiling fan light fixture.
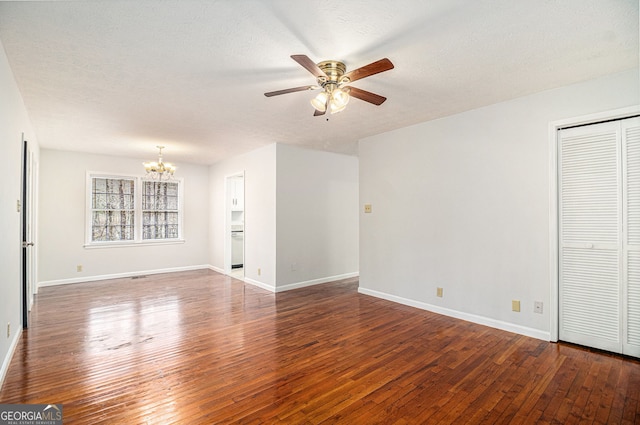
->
[265,55,394,116]
[330,102,346,114]
[310,91,328,112]
[330,88,350,114]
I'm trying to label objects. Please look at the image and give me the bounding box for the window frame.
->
[85,172,184,248]
[141,179,181,241]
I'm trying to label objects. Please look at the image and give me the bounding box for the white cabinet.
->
[229,176,244,211]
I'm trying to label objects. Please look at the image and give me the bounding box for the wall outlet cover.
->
[512,300,521,312]
[534,301,543,314]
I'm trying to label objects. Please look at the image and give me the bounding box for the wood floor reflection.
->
[1,270,639,424]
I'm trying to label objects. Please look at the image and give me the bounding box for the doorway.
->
[225,173,244,279]
[21,137,37,329]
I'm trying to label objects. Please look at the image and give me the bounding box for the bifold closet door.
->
[558,116,640,358]
[559,121,621,353]
[623,118,640,358]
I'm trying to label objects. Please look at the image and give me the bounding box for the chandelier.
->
[143,146,176,180]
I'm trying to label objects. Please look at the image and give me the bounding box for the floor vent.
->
[131,275,148,280]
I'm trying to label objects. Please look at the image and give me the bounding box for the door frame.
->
[548,105,640,342]
[224,171,245,277]
[20,137,37,328]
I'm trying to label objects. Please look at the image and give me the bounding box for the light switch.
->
[364,204,372,213]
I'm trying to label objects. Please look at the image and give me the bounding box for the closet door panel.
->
[623,119,640,357]
[627,252,640,356]
[560,128,619,246]
[626,123,640,245]
[561,248,620,350]
[559,122,621,352]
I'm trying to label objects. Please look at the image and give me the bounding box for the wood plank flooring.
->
[1,270,639,424]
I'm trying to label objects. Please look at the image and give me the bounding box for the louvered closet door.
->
[559,121,622,353]
[623,117,640,357]
[559,116,640,358]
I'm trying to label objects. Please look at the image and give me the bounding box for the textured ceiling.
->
[0,0,637,165]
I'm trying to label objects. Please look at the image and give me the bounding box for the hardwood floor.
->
[1,270,639,424]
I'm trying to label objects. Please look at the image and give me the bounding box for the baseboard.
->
[358,287,550,341]
[0,326,23,391]
[243,277,276,292]
[208,265,225,274]
[38,264,213,287]
[275,272,359,293]
[240,272,359,294]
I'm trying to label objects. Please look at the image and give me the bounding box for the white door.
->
[558,116,640,358]
[623,119,640,358]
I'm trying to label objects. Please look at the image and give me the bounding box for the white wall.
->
[208,143,359,292]
[359,68,639,340]
[38,149,210,284]
[208,144,277,289]
[276,144,359,289]
[0,39,40,385]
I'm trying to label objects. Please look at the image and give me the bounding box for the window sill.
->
[84,239,185,249]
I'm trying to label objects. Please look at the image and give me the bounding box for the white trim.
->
[85,172,185,246]
[359,287,550,341]
[85,172,136,246]
[208,264,225,274]
[274,272,360,293]
[548,105,640,343]
[83,239,185,249]
[0,327,23,391]
[224,171,245,277]
[233,272,360,293]
[243,277,276,292]
[38,264,211,287]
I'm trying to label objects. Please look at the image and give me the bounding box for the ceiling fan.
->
[264,55,394,116]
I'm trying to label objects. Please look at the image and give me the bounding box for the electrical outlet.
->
[436,287,443,298]
[364,204,372,213]
[16,200,21,213]
[7,323,10,338]
[534,301,543,314]
[257,268,261,276]
[512,300,521,312]
[291,263,297,271]
[77,265,83,272]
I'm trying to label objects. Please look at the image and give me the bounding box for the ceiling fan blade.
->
[348,87,387,105]
[264,85,316,97]
[342,58,394,83]
[291,55,327,79]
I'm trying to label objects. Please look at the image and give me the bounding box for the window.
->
[91,177,136,242]
[86,173,183,246]
[142,181,179,240]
